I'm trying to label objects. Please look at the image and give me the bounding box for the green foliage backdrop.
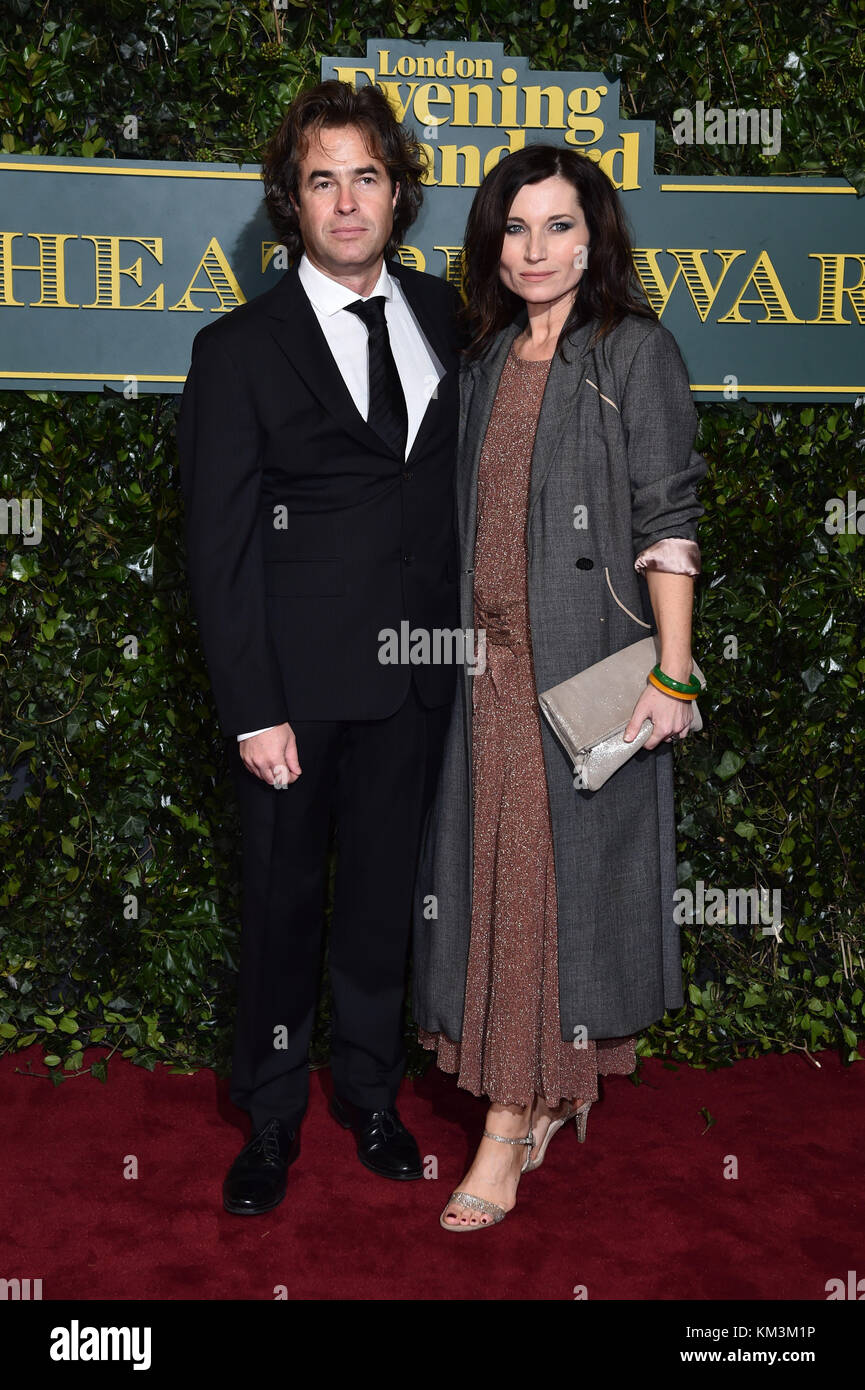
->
[1,0,863,1090]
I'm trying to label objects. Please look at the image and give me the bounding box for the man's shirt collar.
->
[298,252,394,316]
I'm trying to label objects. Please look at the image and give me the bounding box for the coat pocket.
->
[264,558,345,597]
[604,567,652,629]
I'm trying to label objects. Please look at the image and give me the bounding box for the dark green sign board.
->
[0,40,862,400]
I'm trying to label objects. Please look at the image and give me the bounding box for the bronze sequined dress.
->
[419,345,637,1107]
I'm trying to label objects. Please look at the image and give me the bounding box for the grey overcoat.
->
[412,308,708,1042]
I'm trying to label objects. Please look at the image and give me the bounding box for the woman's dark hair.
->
[462,143,657,360]
[261,80,426,261]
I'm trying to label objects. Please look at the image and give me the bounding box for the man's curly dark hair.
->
[261,80,427,261]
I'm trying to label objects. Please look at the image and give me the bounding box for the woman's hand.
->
[623,683,694,750]
[630,570,698,750]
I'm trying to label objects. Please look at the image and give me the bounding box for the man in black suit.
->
[177,81,462,1214]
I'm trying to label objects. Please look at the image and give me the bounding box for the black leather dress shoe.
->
[330,1094,423,1180]
[222,1118,300,1215]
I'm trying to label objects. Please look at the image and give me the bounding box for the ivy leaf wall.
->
[0,0,862,1083]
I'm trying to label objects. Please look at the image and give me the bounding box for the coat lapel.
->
[457,317,521,566]
[388,258,454,468]
[387,258,450,371]
[264,259,456,466]
[527,318,597,516]
[263,264,396,457]
[458,313,597,566]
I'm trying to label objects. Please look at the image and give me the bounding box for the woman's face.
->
[498,174,590,309]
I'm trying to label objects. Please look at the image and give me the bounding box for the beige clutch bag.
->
[538,635,705,791]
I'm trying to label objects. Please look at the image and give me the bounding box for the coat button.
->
[575,557,594,570]
[402,469,412,480]
[403,553,414,565]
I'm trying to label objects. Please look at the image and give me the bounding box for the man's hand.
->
[239,722,301,787]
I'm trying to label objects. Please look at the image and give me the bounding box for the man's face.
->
[291,123,399,283]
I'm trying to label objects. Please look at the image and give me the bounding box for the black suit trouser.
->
[227,678,450,1133]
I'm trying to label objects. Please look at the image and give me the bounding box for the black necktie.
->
[344,295,408,459]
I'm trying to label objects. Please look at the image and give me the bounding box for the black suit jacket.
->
[177,259,463,736]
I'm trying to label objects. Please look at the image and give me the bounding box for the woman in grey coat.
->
[412,145,707,1231]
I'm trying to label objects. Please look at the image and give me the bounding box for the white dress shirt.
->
[238,253,445,742]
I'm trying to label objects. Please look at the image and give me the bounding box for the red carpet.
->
[2,1043,862,1300]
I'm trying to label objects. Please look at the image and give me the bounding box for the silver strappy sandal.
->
[522,1100,592,1173]
[439,1126,534,1232]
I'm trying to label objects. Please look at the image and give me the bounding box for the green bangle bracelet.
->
[651,664,702,695]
